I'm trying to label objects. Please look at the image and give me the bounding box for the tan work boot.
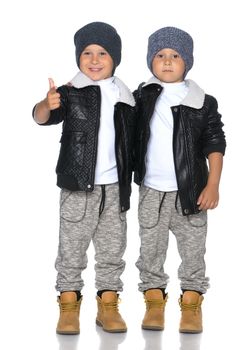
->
[96,291,127,333]
[142,289,167,331]
[56,291,82,335]
[179,291,203,333]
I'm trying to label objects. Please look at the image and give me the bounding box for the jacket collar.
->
[70,71,135,107]
[143,76,205,109]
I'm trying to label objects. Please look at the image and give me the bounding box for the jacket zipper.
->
[88,86,101,190]
[179,107,196,213]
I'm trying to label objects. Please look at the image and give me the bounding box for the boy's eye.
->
[83,51,90,55]
[156,53,181,60]
[99,51,107,56]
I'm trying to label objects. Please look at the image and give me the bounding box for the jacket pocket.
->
[58,132,87,169]
[60,190,87,222]
[60,132,86,144]
[138,186,160,229]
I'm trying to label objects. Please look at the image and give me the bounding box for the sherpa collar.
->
[70,71,135,107]
[143,77,205,109]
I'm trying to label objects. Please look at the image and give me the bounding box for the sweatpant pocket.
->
[188,210,207,227]
[138,186,160,229]
[60,190,87,222]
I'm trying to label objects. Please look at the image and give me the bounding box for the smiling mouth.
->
[89,68,102,72]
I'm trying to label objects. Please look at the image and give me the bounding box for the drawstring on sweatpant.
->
[158,192,167,213]
[99,185,106,217]
[158,191,179,214]
[158,191,180,215]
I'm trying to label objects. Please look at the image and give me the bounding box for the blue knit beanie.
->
[147,26,194,77]
[74,22,122,71]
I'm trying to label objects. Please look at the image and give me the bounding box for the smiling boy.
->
[33,22,135,335]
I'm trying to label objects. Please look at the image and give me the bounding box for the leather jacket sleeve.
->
[201,95,226,157]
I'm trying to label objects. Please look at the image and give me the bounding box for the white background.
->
[0,0,249,349]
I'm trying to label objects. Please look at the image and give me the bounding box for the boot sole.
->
[142,325,164,331]
[96,320,127,333]
[179,329,203,334]
[56,330,80,335]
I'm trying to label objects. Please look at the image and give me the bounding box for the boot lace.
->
[98,297,122,311]
[58,297,82,312]
[145,298,167,310]
[179,298,201,314]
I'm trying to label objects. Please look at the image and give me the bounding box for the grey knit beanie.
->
[147,26,194,77]
[74,22,122,71]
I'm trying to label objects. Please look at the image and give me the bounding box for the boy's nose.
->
[164,58,172,65]
[91,54,99,64]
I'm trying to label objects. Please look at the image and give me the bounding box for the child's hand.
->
[197,184,219,210]
[46,78,61,110]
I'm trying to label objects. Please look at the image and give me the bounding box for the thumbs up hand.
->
[46,78,61,110]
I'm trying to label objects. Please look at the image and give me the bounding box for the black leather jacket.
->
[35,84,135,212]
[133,79,226,216]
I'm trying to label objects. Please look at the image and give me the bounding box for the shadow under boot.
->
[142,289,167,331]
[96,291,127,333]
[179,291,203,334]
[56,291,82,335]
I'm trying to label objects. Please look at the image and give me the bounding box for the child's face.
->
[152,48,186,83]
[79,44,114,81]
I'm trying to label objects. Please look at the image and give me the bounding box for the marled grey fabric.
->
[55,183,127,292]
[136,185,209,293]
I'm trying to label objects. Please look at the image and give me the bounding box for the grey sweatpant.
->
[55,183,127,292]
[136,185,210,294]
